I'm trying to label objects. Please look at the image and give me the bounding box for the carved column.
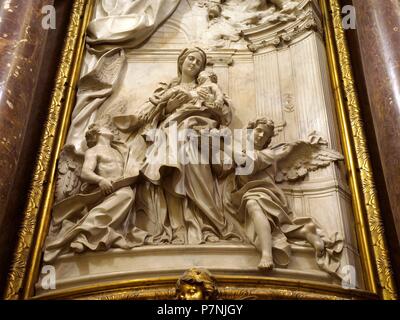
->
[351,0,400,287]
[0,0,73,293]
[241,0,365,287]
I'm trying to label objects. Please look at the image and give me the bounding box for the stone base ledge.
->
[35,243,339,296]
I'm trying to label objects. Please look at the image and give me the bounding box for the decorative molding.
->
[322,0,397,300]
[207,55,234,66]
[3,0,92,300]
[3,0,397,301]
[32,276,377,300]
[244,0,323,52]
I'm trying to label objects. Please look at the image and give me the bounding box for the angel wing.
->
[78,48,125,92]
[274,133,344,183]
[54,145,85,203]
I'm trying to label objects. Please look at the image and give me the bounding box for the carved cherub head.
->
[208,3,222,20]
[85,123,118,148]
[175,268,218,300]
[247,118,275,150]
[197,70,218,85]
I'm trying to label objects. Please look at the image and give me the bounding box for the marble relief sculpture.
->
[45,123,147,262]
[220,118,344,274]
[33,1,371,296]
[44,44,345,278]
[198,0,300,47]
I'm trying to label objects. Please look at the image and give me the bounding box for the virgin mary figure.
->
[115,47,243,245]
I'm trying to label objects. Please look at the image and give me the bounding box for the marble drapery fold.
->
[44,187,149,262]
[87,0,181,51]
[221,149,344,275]
[65,0,182,153]
[66,48,126,154]
[127,79,244,244]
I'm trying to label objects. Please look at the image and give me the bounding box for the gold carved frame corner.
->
[4,0,397,300]
[320,0,397,300]
[3,0,95,300]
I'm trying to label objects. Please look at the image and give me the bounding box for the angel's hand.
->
[99,178,113,195]
[233,150,248,166]
[209,128,222,137]
[282,144,294,153]
[214,99,224,110]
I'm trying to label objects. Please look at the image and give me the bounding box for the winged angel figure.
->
[54,48,127,203]
[45,121,145,263]
[220,117,345,276]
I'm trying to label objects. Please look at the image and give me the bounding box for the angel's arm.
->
[81,149,102,185]
[272,143,296,162]
[81,149,114,195]
[233,149,274,174]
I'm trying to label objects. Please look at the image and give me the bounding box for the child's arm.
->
[212,84,225,108]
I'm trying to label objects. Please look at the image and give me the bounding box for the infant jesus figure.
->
[159,70,224,111]
[195,70,225,110]
[144,70,226,123]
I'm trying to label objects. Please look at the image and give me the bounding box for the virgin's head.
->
[177,47,207,82]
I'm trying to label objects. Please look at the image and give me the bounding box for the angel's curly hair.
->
[247,117,275,130]
[247,118,275,149]
[85,122,118,148]
[176,268,218,300]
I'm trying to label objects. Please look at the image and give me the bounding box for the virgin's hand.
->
[99,178,113,195]
[166,92,190,112]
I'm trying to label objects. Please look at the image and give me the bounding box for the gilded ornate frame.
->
[3,0,397,300]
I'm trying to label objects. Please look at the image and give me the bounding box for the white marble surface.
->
[43,0,365,293]
[36,243,339,296]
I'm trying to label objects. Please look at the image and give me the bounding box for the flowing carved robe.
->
[120,81,243,244]
[222,148,343,273]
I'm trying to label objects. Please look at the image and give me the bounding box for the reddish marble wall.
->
[350,0,400,288]
[0,0,399,297]
[0,0,73,294]
[0,0,51,213]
